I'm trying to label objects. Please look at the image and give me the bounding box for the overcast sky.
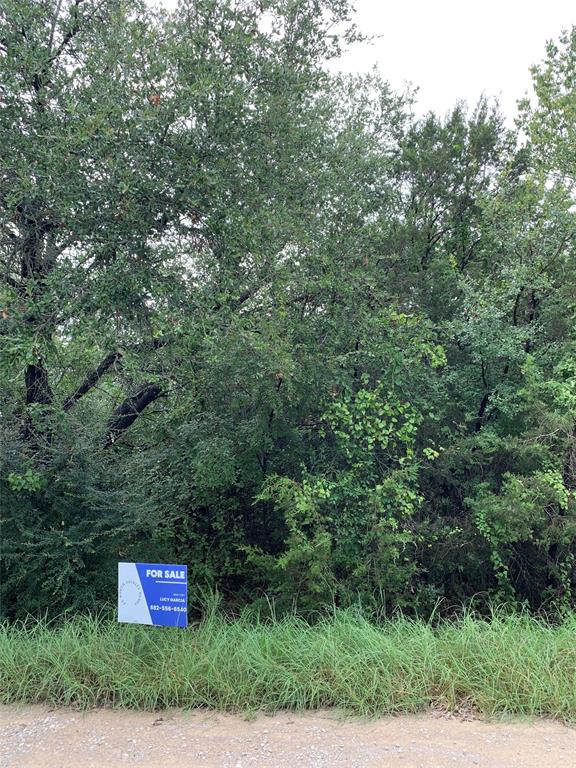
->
[158,1,575,122]
[331,0,575,121]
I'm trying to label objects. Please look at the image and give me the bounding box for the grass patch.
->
[0,608,575,720]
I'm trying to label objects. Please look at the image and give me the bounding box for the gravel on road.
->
[1,705,574,768]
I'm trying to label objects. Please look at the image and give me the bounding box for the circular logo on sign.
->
[119,579,142,607]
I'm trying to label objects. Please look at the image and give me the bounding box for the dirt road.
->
[1,705,574,768]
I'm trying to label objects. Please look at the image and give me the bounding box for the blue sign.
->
[118,562,188,627]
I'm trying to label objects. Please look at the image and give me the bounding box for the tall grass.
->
[1,608,575,720]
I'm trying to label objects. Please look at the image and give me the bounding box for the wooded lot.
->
[1,1,575,618]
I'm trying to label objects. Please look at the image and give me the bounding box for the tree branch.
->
[49,0,86,62]
[105,382,163,446]
[63,351,122,411]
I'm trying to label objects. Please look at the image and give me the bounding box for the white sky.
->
[158,1,575,122]
[332,0,575,121]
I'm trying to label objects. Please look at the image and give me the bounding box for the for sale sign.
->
[118,562,188,627]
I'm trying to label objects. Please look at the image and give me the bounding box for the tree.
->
[0,0,375,615]
[520,26,576,188]
[2,4,575,619]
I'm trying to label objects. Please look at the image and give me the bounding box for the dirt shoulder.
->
[1,705,574,768]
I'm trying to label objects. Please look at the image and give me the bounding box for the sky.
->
[330,0,575,121]
[158,1,575,122]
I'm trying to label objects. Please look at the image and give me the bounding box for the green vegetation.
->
[1,2,576,621]
[1,608,575,719]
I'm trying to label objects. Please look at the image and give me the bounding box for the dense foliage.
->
[1,1,575,618]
